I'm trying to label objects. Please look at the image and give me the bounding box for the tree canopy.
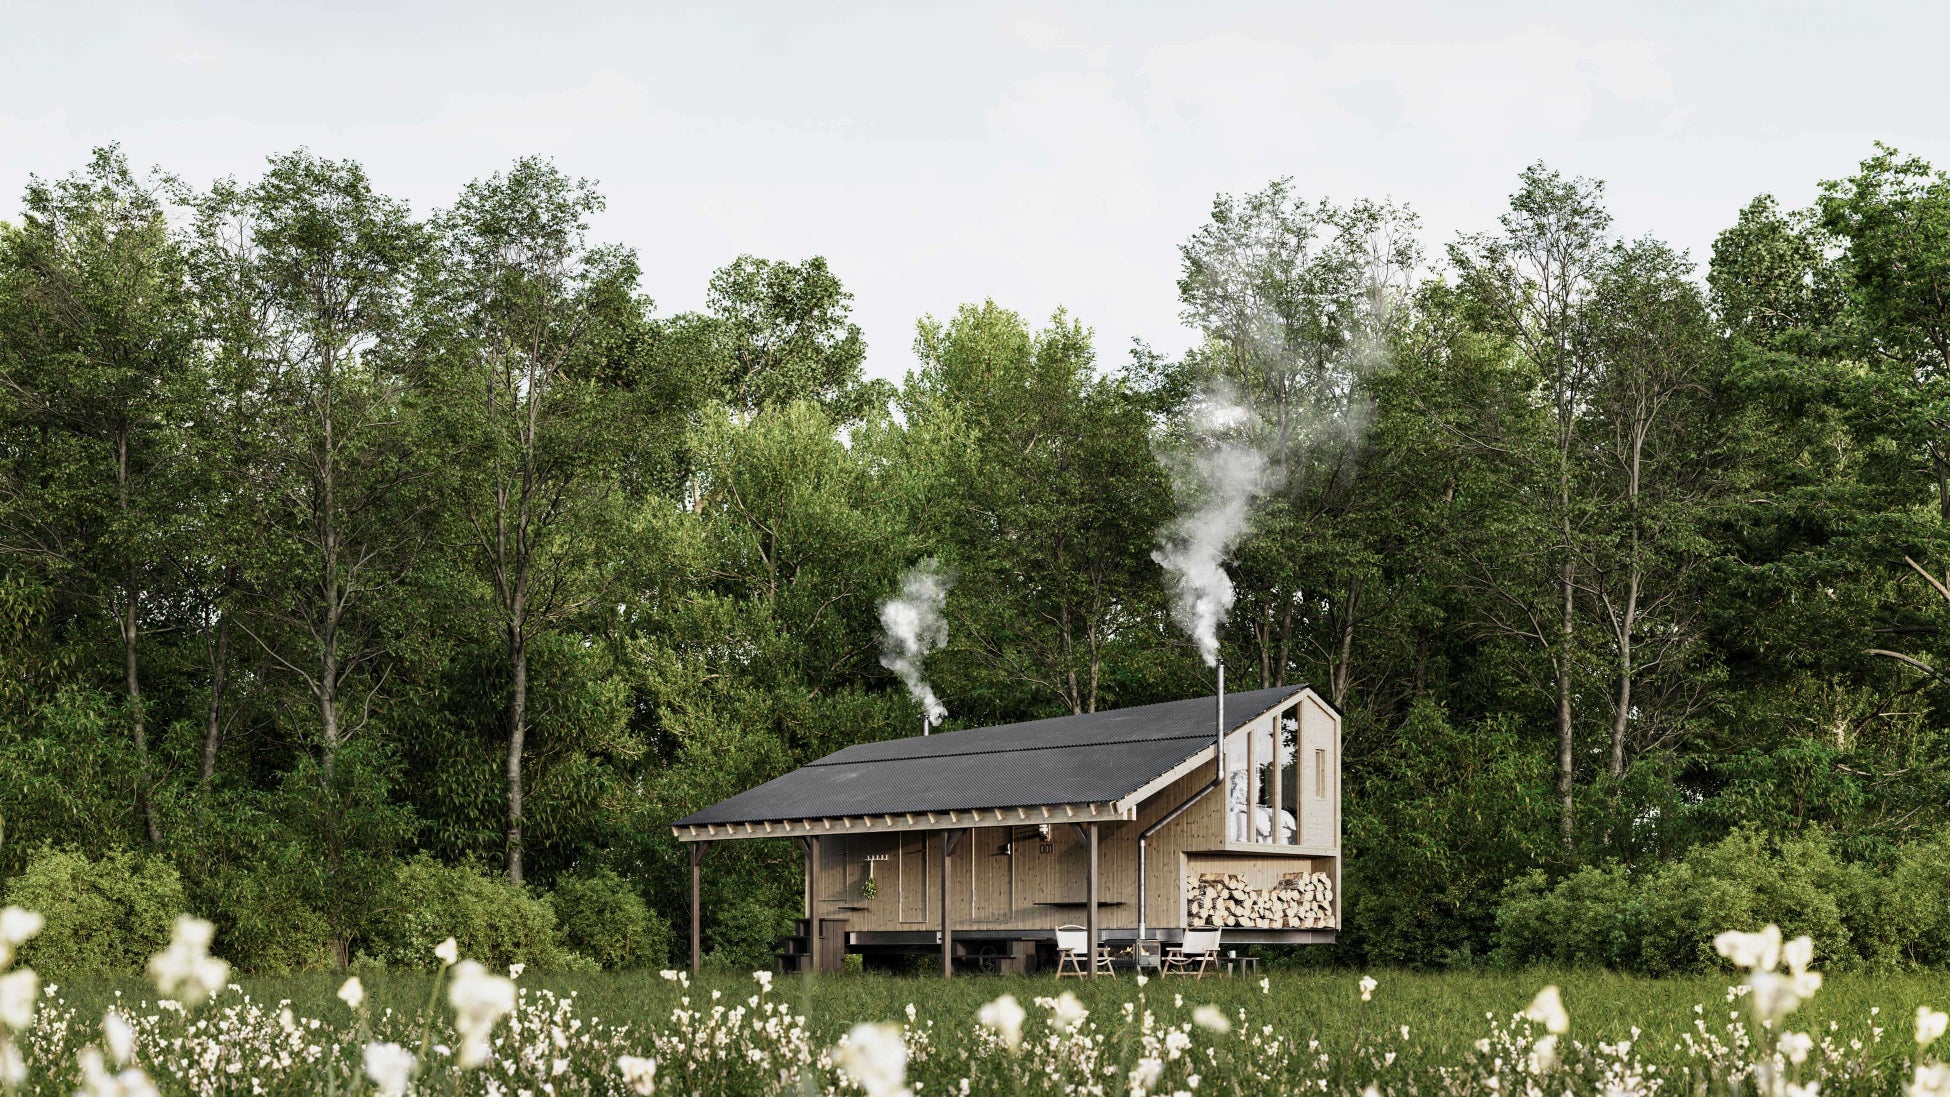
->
[5,145,1950,971]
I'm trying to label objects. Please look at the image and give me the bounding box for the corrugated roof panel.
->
[673,685,1308,827]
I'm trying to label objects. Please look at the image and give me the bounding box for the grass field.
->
[22,964,1950,1095]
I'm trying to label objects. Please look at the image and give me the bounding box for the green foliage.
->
[367,856,573,972]
[12,139,1950,980]
[1342,702,1558,968]
[704,892,796,973]
[549,869,670,970]
[3,847,185,976]
[1492,830,1924,973]
[1881,828,1950,966]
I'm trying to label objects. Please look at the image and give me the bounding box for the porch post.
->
[1087,821,1100,975]
[808,837,821,972]
[939,829,957,977]
[689,841,708,974]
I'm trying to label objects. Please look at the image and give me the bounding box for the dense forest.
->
[5,143,1950,975]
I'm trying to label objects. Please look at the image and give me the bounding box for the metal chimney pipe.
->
[1216,660,1226,839]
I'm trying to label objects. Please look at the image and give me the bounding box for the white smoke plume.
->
[879,559,953,726]
[1152,387,1277,667]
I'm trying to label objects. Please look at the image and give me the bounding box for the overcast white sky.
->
[2,2,1941,381]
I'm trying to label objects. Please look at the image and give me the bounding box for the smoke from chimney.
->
[879,558,952,726]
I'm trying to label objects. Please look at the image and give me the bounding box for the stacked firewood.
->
[1186,871,1336,929]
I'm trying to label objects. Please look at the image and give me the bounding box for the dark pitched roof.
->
[672,685,1309,827]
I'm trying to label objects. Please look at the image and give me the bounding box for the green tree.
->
[1577,240,1724,781]
[705,255,880,422]
[1173,180,1422,707]
[1818,145,1950,521]
[1449,164,1614,849]
[220,151,424,789]
[418,157,654,884]
[0,147,199,846]
[910,303,1173,716]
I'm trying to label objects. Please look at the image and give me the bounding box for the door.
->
[898,832,930,923]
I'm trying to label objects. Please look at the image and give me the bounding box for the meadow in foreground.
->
[3,909,1949,1097]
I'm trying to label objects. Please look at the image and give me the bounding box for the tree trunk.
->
[1610,423,1648,780]
[1557,556,1575,851]
[201,610,230,783]
[318,383,342,789]
[124,585,161,847]
[1934,444,1950,523]
[506,632,527,885]
[1331,587,1358,709]
[117,426,161,847]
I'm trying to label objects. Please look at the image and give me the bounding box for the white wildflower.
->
[1133,1057,1165,1090]
[1192,1005,1231,1034]
[1362,1087,1381,1097]
[1048,991,1088,1033]
[1528,1033,1559,1073]
[1919,1006,1949,1048]
[836,1022,908,1097]
[1359,975,1378,1002]
[76,1046,160,1097]
[0,909,42,949]
[434,937,459,966]
[337,977,365,1011]
[1786,1084,1821,1097]
[1781,1030,1813,1065]
[753,970,772,993]
[447,961,516,1069]
[363,1042,416,1097]
[102,1010,134,1066]
[146,916,229,1007]
[507,962,524,980]
[1910,1063,1950,1097]
[0,1041,23,1088]
[1714,925,1782,972]
[618,1054,658,1095]
[1783,935,1814,974]
[1259,976,1270,994]
[658,969,679,981]
[1749,970,1813,1024]
[0,970,37,1030]
[977,994,1026,1051]
[1525,986,1570,1035]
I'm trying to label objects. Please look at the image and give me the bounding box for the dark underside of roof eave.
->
[672,684,1309,828]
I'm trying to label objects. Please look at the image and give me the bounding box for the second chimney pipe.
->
[1215,661,1226,838]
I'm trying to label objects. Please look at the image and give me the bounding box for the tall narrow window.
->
[1315,750,1327,798]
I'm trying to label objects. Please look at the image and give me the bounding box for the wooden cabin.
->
[670,684,1341,974]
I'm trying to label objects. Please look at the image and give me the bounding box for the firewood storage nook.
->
[670,684,1341,976]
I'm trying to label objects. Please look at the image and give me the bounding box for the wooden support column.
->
[689,841,710,974]
[807,837,821,972]
[940,829,962,977]
[1086,821,1100,975]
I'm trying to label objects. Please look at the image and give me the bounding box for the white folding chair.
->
[1054,924,1115,977]
[1163,928,1221,979]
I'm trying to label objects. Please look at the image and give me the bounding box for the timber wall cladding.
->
[1300,693,1337,850]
